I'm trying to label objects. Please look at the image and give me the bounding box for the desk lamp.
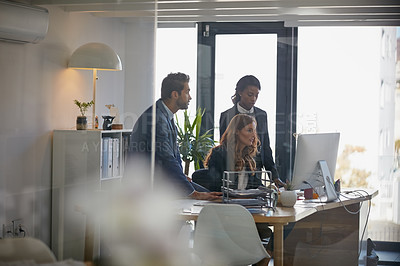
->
[68,42,122,129]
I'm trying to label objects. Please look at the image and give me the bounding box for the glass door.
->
[214,34,277,148]
[197,22,297,180]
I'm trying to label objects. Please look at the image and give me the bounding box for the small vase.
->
[280,190,297,207]
[76,116,87,130]
[102,116,115,130]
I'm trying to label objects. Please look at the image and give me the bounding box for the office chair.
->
[0,237,57,263]
[193,204,270,266]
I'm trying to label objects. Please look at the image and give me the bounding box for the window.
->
[297,26,399,241]
[156,27,198,121]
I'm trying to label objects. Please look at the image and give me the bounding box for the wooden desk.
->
[178,189,377,266]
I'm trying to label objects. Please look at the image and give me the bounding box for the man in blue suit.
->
[129,72,221,200]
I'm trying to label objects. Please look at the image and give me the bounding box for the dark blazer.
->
[219,105,279,180]
[206,145,263,192]
[128,99,195,195]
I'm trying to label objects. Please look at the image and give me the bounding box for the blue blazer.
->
[219,105,279,180]
[128,99,195,195]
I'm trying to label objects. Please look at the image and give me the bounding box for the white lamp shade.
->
[68,42,122,71]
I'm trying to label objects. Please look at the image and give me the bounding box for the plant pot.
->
[76,116,87,130]
[280,190,297,207]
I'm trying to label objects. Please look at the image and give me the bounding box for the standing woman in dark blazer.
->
[219,75,285,187]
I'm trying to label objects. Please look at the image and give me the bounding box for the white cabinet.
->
[51,129,131,261]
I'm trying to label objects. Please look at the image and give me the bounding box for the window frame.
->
[196,22,298,180]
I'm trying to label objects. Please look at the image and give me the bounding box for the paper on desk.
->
[174,199,199,213]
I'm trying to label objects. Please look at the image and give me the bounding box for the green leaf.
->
[194,108,203,139]
[175,107,215,175]
[74,99,94,116]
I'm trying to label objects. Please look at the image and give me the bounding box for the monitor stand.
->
[317,160,338,202]
[304,160,338,203]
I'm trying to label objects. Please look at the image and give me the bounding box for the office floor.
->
[373,240,400,265]
[375,250,400,264]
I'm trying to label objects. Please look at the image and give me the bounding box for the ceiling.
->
[31,0,400,27]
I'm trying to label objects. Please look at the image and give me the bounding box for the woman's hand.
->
[273,178,286,188]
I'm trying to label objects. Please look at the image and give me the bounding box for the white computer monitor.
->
[290,132,340,201]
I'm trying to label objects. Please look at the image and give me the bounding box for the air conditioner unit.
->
[0,0,49,44]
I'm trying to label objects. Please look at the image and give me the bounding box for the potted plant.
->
[176,108,215,175]
[279,180,297,207]
[74,99,94,130]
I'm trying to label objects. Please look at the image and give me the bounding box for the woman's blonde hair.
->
[204,114,259,172]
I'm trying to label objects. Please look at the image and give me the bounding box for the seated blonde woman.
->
[204,113,273,259]
[204,113,263,192]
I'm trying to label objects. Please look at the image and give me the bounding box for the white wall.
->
[0,5,154,245]
[123,18,156,129]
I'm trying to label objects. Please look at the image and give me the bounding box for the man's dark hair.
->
[161,72,190,100]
